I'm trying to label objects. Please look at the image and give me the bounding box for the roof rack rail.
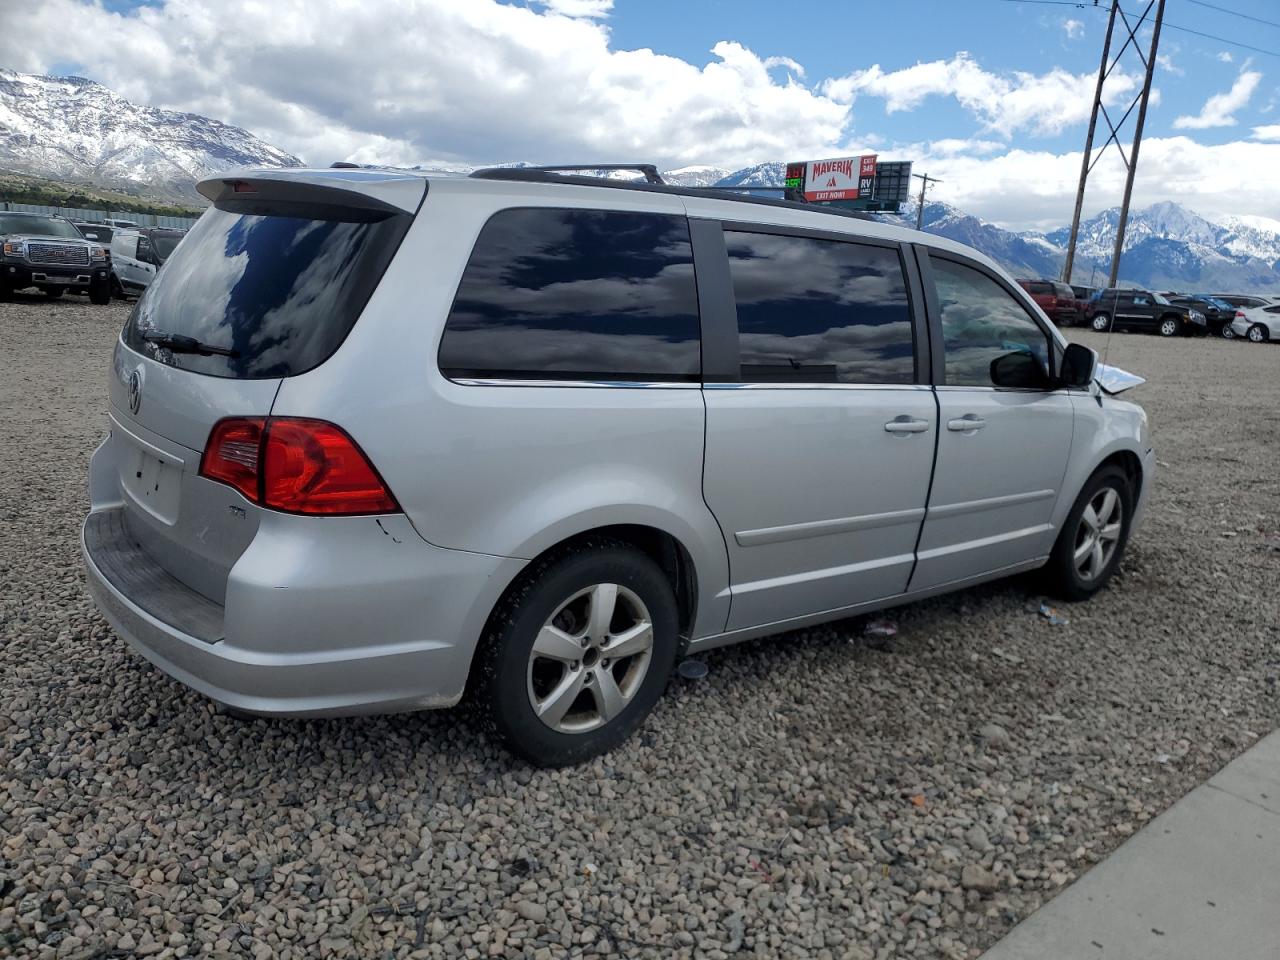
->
[471,164,664,184]
[680,184,806,202]
[463,167,876,223]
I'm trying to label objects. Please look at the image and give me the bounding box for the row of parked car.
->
[0,210,183,303]
[1016,278,1280,343]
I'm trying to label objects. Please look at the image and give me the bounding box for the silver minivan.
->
[82,166,1153,765]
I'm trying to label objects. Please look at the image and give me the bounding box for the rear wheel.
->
[1221,323,1235,340]
[1044,465,1133,601]
[1158,316,1179,337]
[477,539,679,766]
[1091,314,1111,332]
[1248,323,1268,343]
[88,275,111,305]
[43,286,65,300]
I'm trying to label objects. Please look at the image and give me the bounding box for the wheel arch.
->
[462,522,709,698]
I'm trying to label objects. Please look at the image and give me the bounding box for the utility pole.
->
[913,173,942,231]
[1061,0,1166,287]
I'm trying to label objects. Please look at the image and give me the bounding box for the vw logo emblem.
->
[128,369,142,415]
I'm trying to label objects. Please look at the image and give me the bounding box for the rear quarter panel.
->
[269,178,732,640]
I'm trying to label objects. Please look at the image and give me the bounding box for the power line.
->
[1155,16,1280,58]
[998,0,1280,58]
[1183,0,1280,32]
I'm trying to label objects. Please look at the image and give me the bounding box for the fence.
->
[0,201,200,230]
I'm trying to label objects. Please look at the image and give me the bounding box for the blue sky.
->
[5,0,1280,229]
[603,0,1280,151]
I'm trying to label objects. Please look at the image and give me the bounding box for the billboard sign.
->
[802,154,878,202]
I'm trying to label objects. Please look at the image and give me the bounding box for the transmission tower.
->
[1062,0,1166,288]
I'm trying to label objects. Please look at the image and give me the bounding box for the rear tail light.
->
[1236,311,1246,318]
[199,417,398,515]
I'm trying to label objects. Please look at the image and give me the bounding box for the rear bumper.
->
[82,505,524,716]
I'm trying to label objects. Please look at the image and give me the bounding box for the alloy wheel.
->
[1221,325,1234,339]
[1073,486,1123,582]
[1160,319,1178,337]
[1248,325,1267,343]
[1091,315,1110,332]
[526,583,654,734]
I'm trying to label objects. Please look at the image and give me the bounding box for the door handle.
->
[947,415,987,432]
[884,416,931,435]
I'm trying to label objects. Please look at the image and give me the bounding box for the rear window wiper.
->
[143,332,240,358]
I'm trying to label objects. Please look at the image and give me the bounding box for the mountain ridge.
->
[2,68,1277,290]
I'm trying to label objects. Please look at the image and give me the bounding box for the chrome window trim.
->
[703,382,931,391]
[934,385,1070,396]
[449,377,701,389]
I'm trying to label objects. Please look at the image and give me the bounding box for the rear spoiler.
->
[197,168,427,217]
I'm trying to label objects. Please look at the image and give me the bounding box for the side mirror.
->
[1059,342,1097,389]
[990,350,1050,389]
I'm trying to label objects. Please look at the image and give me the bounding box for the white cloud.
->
[1156,54,1183,76]
[1173,69,1262,129]
[0,0,848,170]
[1218,51,1234,63]
[823,53,1143,137]
[1252,123,1280,140]
[1063,18,1084,40]
[535,0,613,16]
[911,135,1280,231]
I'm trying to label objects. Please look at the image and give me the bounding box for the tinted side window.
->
[931,256,1051,388]
[1023,281,1053,295]
[723,231,914,384]
[438,208,700,381]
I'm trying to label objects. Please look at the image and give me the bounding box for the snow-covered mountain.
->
[0,69,301,201]
[701,163,1280,292]
[2,72,1276,293]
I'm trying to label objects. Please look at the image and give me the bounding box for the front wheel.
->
[1044,465,1134,601]
[1091,314,1112,332]
[477,539,680,766]
[1158,317,1179,337]
[1247,324,1268,343]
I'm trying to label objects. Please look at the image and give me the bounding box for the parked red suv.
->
[1017,279,1081,327]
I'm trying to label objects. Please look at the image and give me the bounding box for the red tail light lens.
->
[200,417,265,503]
[199,417,398,515]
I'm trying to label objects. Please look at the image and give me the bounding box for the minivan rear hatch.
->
[106,169,424,603]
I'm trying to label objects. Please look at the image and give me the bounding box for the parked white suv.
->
[82,166,1154,765]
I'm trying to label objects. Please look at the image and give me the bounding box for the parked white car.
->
[109,228,185,293]
[1229,298,1280,342]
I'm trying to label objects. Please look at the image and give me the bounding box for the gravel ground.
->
[2,293,1278,960]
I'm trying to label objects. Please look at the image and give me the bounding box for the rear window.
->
[438,208,701,382]
[123,205,409,379]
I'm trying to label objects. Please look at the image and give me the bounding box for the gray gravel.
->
[2,293,1278,960]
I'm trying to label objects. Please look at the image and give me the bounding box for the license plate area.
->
[119,432,184,525]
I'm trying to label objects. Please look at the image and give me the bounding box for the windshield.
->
[152,234,182,261]
[0,214,83,239]
[1152,292,1171,305]
[122,204,410,378]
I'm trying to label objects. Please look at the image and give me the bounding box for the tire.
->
[1158,316,1179,337]
[477,538,680,767]
[1247,324,1268,343]
[1044,465,1134,602]
[1220,324,1235,340]
[43,286,65,300]
[1090,313,1111,332]
[89,275,111,305]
